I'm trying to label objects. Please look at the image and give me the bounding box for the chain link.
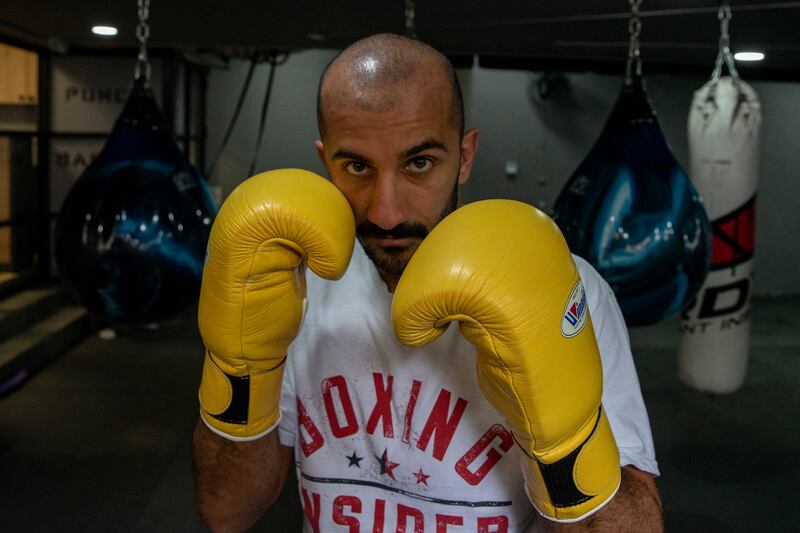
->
[718,3,731,51]
[405,0,417,39]
[135,0,151,84]
[709,0,740,98]
[625,0,643,84]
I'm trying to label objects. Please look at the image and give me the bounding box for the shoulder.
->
[571,254,632,366]
[572,254,616,316]
[573,254,607,290]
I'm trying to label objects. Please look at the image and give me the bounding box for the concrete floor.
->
[0,296,797,532]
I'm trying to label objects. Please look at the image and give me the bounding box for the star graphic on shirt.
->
[374,449,399,480]
[346,451,363,468]
[413,468,430,486]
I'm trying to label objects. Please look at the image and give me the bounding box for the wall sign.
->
[51,56,163,133]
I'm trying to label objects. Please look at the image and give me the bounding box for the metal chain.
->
[718,2,731,52]
[135,0,151,84]
[625,0,643,84]
[705,1,743,106]
[405,0,417,39]
[710,2,740,86]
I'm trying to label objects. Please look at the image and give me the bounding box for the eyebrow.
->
[401,139,448,158]
[330,139,448,162]
[331,149,370,161]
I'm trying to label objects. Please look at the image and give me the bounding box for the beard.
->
[358,178,460,279]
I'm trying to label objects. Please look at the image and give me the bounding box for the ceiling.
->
[2,1,799,79]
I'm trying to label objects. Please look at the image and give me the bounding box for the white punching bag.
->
[679,74,761,394]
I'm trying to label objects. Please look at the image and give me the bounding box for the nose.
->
[366,171,408,230]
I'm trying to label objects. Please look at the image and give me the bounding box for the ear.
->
[314,140,326,166]
[457,128,478,186]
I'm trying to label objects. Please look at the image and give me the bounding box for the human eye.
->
[406,156,433,174]
[344,160,370,177]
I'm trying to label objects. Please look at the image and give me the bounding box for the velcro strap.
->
[198,351,286,440]
[519,407,621,522]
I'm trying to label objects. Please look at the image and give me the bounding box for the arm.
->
[540,465,663,533]
[192,421,293,533]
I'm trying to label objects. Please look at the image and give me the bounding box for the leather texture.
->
[392,199,621,521]
[198,168,355,440]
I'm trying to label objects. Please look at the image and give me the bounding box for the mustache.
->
[357,221,428,241]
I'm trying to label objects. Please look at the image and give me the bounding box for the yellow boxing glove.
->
[198,169,355,440]
[392,200,620,522]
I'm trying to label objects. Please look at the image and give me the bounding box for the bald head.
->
[317,33,464,138]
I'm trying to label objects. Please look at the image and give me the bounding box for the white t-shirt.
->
[278,242,658,532]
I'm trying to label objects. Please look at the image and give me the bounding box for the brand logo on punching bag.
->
[711,196,755,270]
[562,281,588,338]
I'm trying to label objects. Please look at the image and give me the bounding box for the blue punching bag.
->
[55,78,216,323]
[552,75,711,326]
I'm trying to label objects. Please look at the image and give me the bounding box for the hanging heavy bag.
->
[54,3,216,324]
[552,2,711,326]
[679,5,762,394]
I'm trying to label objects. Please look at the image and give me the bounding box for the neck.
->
[379,272,400,293]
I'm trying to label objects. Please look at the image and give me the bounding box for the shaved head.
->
[317,33,464,138]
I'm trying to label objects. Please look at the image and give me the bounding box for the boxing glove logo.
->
[561,281,588,338]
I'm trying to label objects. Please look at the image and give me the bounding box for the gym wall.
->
[205,49,800,297]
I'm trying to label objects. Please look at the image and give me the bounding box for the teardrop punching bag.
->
[679,76,761,394]
[552,73,712,326]
[55,78,217,323]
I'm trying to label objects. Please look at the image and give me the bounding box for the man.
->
[193,33,662,532]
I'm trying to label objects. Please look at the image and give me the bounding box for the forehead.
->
[321,75,458,151]
[324,101,457,158]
